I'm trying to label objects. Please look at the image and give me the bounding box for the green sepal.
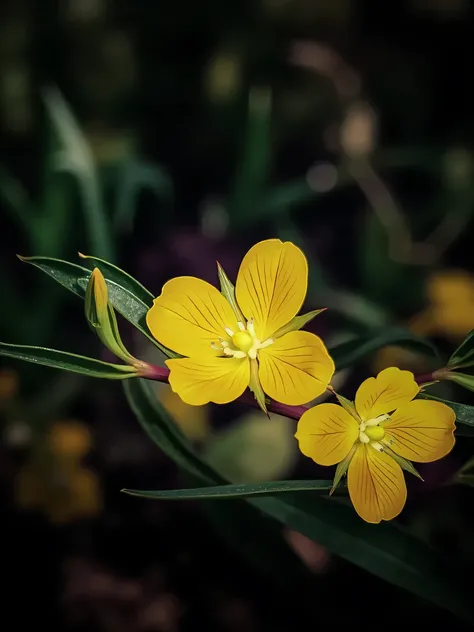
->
[334,392,359,420]
[249,358,268,416]
[330,444,357,496]
[382,444,423,481]
[444,371,474,393]
[272,309,326,339]
[216,261,245,322]
[85,268,135,364]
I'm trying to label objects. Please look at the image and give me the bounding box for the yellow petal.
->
[166,356,250,405]
[235,239,308,341]
[258,331,335,406]
[348,443,407,524]
[384,399,455,463]
[295,403,359,466]
[355,367,419,421]
[146,276,239,357]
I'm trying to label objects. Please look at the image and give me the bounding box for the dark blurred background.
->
[1,1,474,630]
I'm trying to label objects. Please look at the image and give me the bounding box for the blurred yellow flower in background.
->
[411,269,474,341]
[16,420,102,525]
[159,385,211,442]
[147,239,334,409]
[0,368,19,404]
[296,368,456,523]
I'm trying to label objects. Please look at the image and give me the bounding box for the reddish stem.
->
[140,363,436,422]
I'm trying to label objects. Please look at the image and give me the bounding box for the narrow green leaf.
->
[252,494,473,622]
[18,255,178,357]
[230,88,272,227]
[122,480,332,499]
[272,309,326,339]
[114,159,173,233]
[123,378,472,620]
[42,86,114,261]
[0,341,137,379]
[418,393,474,435]
[448,329,474,368]
[123,379,313,583]
[216,261,245,322]
[330,328,438,370]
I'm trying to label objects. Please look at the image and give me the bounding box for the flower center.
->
[365,425,385,442]
[232,331,253,353]
[359,414,389,446]
[211,319,273,359]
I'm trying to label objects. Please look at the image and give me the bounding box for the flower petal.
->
[146,276,239,357]
[384,399,456,463]
[348,444,407,524]
[355,367,419,421]
[235,239,308,341]
[258,331,335,406]
[295,403,359,466]
[166,356,250,405]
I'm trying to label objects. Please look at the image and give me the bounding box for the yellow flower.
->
[146,239,335,408]
[295,367,456,523]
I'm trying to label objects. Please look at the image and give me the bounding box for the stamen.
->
[210,342,222,350]
[248,348,257,360]
[219,339,229,348]
[237,321,246,331]
[259,338,273,349]
[247,319,255,336]
[223,348,234,356]
[225,327,235,337]
[233,350,246,359]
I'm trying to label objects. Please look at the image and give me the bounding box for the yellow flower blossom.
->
[295,367,456,523]
[146,239,334,408]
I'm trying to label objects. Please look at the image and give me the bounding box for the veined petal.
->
[295,403,359,466]
[348,443,407,524]
[166,356,250,405]
[355,367,419,421]
[384,399,456,463]
[258,331,335,406]
[235,239,308,341]
[146,276,239,357]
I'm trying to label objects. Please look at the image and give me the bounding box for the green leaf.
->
[272,309,326,339]
[448,329,474,368]
[418,393,474,435]
[0,341,137,379]
[18,255,178,358]
[114,159,173,233]
[230,88,272,227]
[329,328,438,371]
[123,381,472,621]
[252,494,472,622]
[122,479,332,499]
[123,379,314,584]
[216,261,245,322]
[42,86,114,261]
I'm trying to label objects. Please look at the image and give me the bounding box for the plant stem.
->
[140,363,437,422]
